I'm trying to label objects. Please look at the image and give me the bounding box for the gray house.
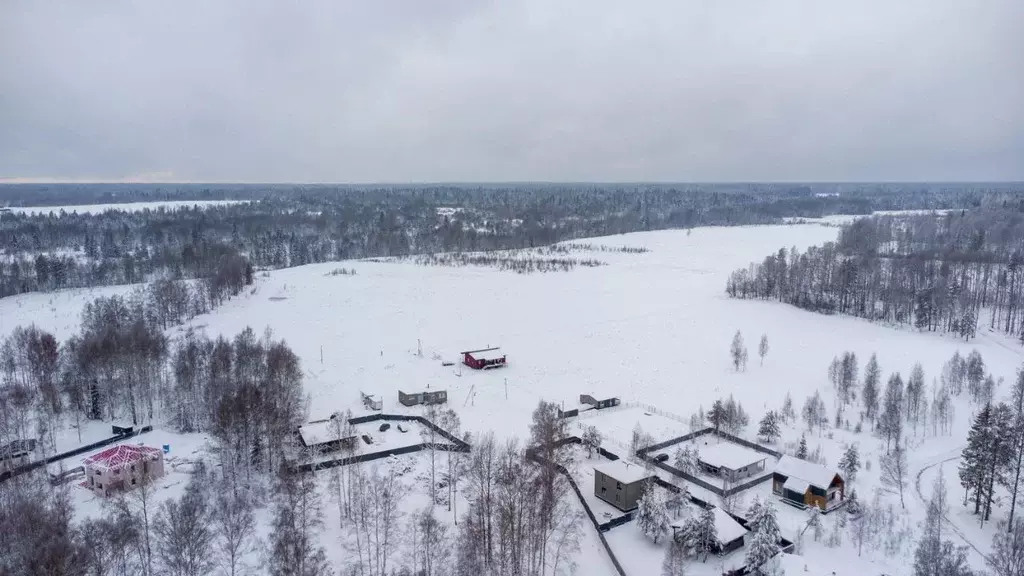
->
[594,460,654,512]
[398,390,448,407]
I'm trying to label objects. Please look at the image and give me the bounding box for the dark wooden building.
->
[772,455,845,512]
[398,389,448,407]
[462,347,507,370]
[594,460,653,512]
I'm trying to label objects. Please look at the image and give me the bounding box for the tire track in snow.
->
[912,447,991,565]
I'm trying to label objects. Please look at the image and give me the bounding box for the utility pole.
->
[320,345,323,364]
[504,378,508,400]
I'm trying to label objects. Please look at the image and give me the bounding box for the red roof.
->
[83,444,162,471]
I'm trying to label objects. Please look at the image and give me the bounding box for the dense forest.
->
[727,206,1024,342]
[2,182,1016,298]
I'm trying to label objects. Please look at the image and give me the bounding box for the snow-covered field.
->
[0,283,141,340]
[5,199,249,216]
[6,219,1021,574]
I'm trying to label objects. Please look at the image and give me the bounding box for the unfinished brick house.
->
[83,444,165,497]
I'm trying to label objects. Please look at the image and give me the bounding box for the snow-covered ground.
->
[5,199,249,216]
[6,219,1020,574]
[0,283,141,340]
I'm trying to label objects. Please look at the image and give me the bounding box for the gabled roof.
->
[697,442,768,471]
[462,347,502,358]
[83,444,162,472]
[774,455,840,489]
[712,507,748,545]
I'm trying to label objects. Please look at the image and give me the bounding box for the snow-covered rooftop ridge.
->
[774,455,839,489]
[82,444,162,472]
[462,347,502,357]
[593,460,653,484]
[696,440,768,470]
[711,506,748,544]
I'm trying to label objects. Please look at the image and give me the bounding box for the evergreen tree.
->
[796,434,808,459]
[745,498,781,570]
[846,488,862,515]
[673,445,699,477]
[637,486,671,544]
[1005,366,1024,530]
[758,334,769,366]
[687,506,717,563]
[862,354,881,424]
[959,402,1015,523]
[758,411,781,443]
[707,399,726,431]
[839,444,861,483]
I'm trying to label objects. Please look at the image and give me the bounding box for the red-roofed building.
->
[83,444,165,497]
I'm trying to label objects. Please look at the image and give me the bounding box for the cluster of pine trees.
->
[727,209,1024,342]
[958,369,1024,530]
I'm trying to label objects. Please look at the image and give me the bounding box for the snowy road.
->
[911,446,991,567]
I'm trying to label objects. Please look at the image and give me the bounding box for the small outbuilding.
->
[593,460,654,512]
[83,444,165,497]
[696,442,769,482]
[461,347,507,370]
[0,439,36,473]
[673,506,748,555]
[398,390,448,407]
[772,455,845,512]
[298,415,358,454]
[361,392,383,411]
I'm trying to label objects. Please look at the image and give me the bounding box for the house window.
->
[616,482,622,490]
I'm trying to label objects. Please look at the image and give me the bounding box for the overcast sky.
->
[2,1,1022,183]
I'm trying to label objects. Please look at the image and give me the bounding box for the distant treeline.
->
[727,208,1024,341]
[2,183,1021,299]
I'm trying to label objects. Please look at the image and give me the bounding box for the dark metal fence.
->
[291,413,470,473]
[0,425,154,483]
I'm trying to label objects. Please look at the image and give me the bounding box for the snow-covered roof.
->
[83,444,162,472]
[783,476,810,494]
[463,347,502,359]
[774,455,839,489]
[713,507,748,544]
[760,552,852,576]
[594,460,654,484]
[299,419,352,447]
[697,441,768,471]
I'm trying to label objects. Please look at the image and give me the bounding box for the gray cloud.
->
[2,0,1022,182]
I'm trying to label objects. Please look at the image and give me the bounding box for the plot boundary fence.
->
[636,427,781,497]
[1,425,154,483]
[291,413,470,473]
